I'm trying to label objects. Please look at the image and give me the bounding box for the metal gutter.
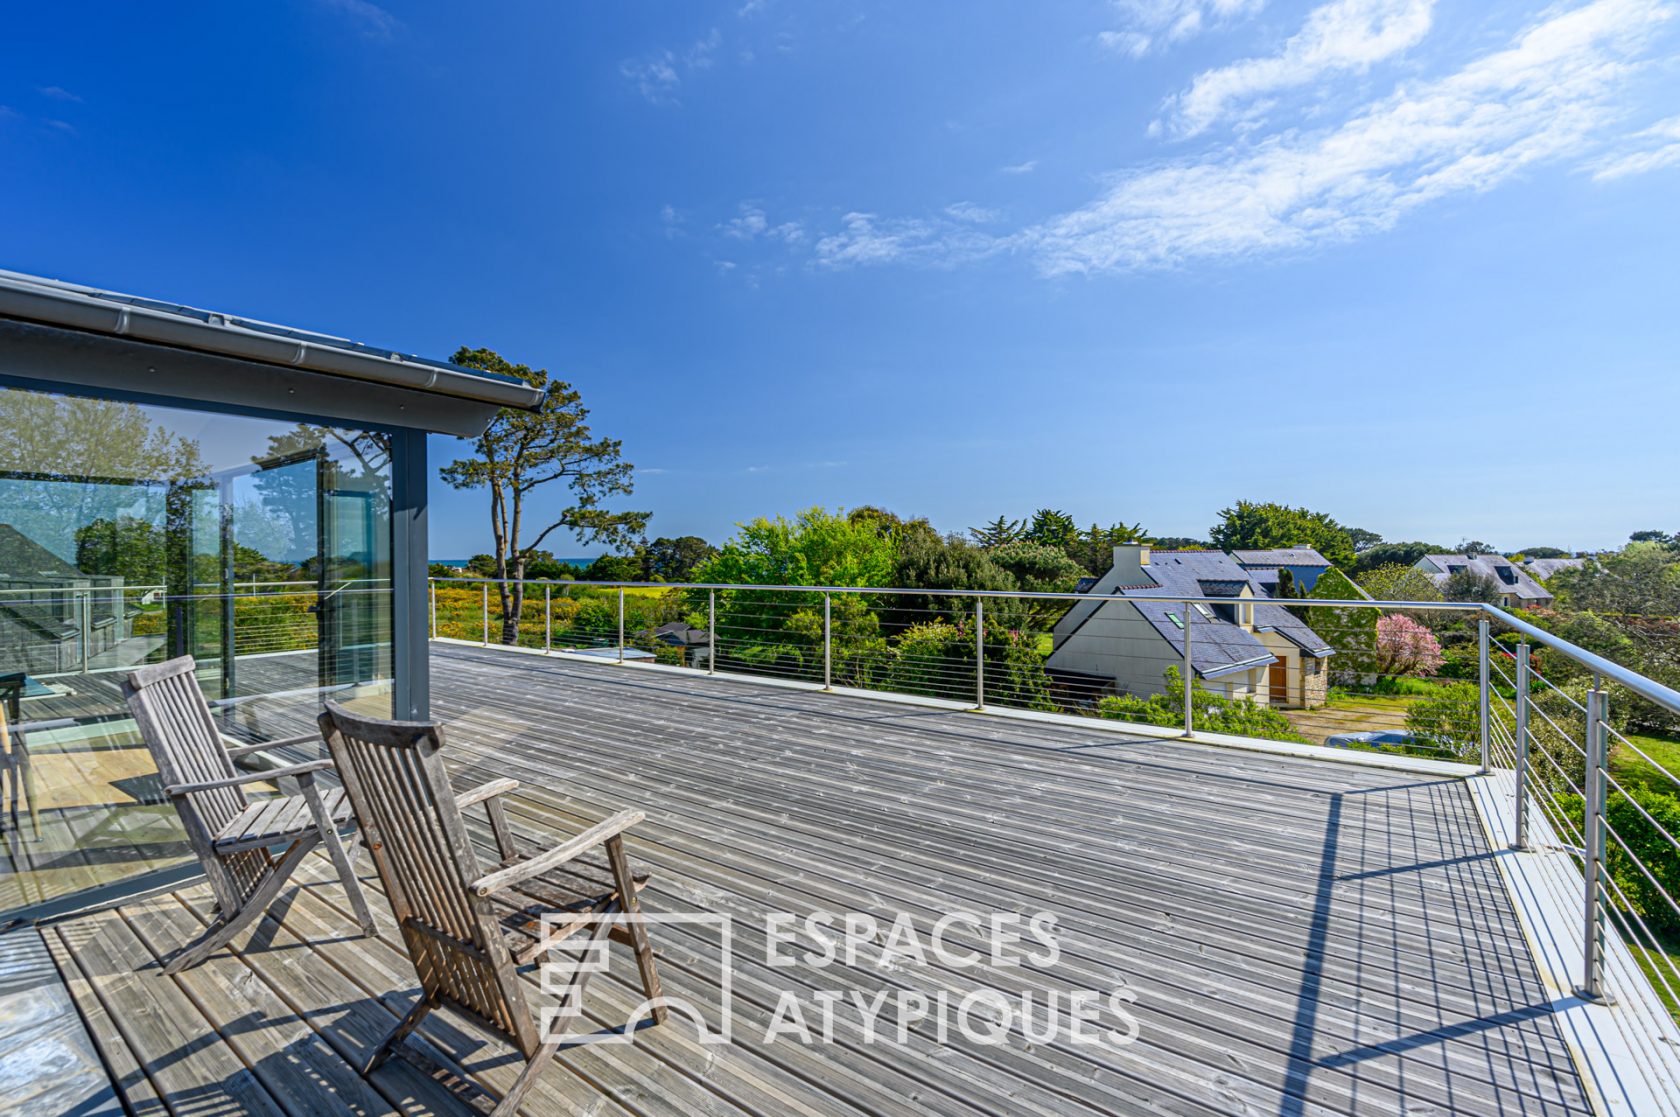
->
[0,269,544,412]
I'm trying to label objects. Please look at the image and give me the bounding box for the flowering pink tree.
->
[1375,613,1445,677]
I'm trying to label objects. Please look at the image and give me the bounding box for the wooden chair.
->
[121,656,376,974]
[316,700,666,1117]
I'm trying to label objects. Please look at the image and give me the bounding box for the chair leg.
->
[366,993,436,1074]
[298,776,376,936]
[162,835,318,975]
[605,835,666,1024]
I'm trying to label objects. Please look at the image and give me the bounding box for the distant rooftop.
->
[1232,547,1332,567]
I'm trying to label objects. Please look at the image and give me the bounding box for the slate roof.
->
[1524,557,1587,580]
[1118,552,1277,679]
[1419,554,1552,602]
[1232,548,1332,567]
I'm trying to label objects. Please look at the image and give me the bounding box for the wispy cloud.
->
[1035,0,1676,274]
[999,159,1038,174]
[1592,113,1680,178]
[1100,0,1267,58]
[721,202,804,243]
[319,0,401,39]
[812,212,1012,269]
[623,28,723,104]
[945,201,1002,223]
[45,119,78,136]
[37,86,81,102]
[1161,0,1436,138]
[660,204,685,238]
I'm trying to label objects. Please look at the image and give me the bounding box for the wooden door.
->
[1268,657,1288,703]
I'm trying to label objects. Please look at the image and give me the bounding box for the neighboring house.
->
[1231,548,1335,593]
[0,522,135,674]
[638,620,712,667]
[1414,553,1555,609]
[1523,556,1588,581]
[1046,545,1332,708]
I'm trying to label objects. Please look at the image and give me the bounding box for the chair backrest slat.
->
[122,655,269,908]
[319,701,537,1052]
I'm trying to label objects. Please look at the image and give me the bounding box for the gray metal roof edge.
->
[1200,654,1277,680]
[0,269,545,412]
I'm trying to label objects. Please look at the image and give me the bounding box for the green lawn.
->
[1613,731,1680,795]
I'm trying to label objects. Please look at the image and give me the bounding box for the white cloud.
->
[722,203,805,243]
[999,159,1038,174]
[660,204,684,238]
[945,201,1002,223]
[621,52,681,103]
[738,0,770,16]
[1034,0,1676,274]
[1163,0,1436,138]
[1101,0,1267,56]
[318,0,400,39]
[814,213,938,266]
[622,29,723,104]
[37,86,81,102]
[1592,113,1680,178]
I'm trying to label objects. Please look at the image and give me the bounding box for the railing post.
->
[429,580,437,640]
[1182,605,1194,737]
[708,588,717,675]
[1477,618,1491,775]
[481,583,489,646]
[617,587,626,663]
[79,592,91,673]
[975,598,985,711]
[1580,683,1607,1000]
[822,592,832,690]
[544,584,552,653]
[1513,642,1530,851]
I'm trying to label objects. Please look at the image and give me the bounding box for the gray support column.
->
[390,427,429,720]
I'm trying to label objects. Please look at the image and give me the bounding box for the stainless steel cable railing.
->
[429,573,1680,1024]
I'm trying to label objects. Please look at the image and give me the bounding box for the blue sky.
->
[4,1,1678,557]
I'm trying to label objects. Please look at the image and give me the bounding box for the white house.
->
[1046,545,1332,708]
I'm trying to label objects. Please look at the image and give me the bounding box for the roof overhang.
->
[0,269,544,436]
[1199,654,1278,680]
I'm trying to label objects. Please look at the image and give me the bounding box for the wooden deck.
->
[42,643,1591,1116]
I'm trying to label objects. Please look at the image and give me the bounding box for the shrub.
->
[1375,614,1445,677]
[1098,667,1308,743]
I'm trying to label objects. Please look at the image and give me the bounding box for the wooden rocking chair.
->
[316,700,666,1117]
[121,656,376,974]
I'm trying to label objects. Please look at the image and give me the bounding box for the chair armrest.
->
[165,758,334,797]
[456,778,520,811]
[470,809,645,897]
[220,731,322,758]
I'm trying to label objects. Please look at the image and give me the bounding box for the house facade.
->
[1414,553,1555,609]
[1046,545,1332,708]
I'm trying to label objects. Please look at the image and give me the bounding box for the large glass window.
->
[0,383,393,918]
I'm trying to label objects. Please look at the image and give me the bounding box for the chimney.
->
[1112,542,1151,581]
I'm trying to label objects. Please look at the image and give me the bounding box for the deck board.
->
[44,643,1592,1116]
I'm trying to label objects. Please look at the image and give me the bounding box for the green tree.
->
[1519,545,1571,559]
[1347,527,1384,552]
[1551,542,1680,617]
[1352,541,1447,574]
[969,516,1023,548]
[1443,568,1503,604]
[642,536,717,582]
[1357,564,1446,604]
[1304,568,1377,679]
[579,554,643,582]
[1207,501,1356,569]
[440,347,648,644]
[690,508,897,683]
[1023,509,1080,554]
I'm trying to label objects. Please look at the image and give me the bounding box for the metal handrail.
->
[428,571,1680,1013]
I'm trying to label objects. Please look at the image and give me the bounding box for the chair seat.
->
[484,850,650,963]
[214,788,352,854]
